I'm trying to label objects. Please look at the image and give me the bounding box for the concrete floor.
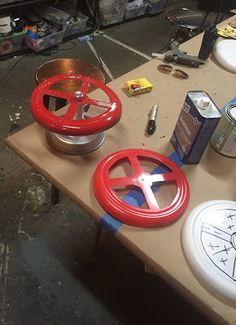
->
[0,1,218,324]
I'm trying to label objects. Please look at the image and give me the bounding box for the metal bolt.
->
[74,91,84,99]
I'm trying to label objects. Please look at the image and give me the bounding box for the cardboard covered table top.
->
[6,20,236,325]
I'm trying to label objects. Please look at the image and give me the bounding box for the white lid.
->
[229,105,236,120]
[213,37,236,74]
[182,200,236,305]
[198,97,210,109]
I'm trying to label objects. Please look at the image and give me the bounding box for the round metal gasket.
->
[94,149,190,228]
[31,74,122,136]
[46,130,105,155]
[35,58,105,91]
[182,200,236,305]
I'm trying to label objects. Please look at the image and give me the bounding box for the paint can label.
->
[170,91,221,164]
[210,104,236,157]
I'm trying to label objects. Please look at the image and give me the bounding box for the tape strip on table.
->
[100,97,236,234]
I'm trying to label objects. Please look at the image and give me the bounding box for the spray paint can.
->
[170,91,221,164]
[210,104,236,157]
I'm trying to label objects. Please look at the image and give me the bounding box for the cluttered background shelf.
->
[0,0,167,58]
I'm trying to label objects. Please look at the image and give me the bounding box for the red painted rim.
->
[94,149,190,228]
[31,74,122,135]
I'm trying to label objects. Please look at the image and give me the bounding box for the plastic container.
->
[146,0,166,15]
[99,0,128,26]
[0,31,25,56]
[63,13,89,38]
[99,10,125,26]
[25,28,64,52]
[33,5,71,26]
[125,4,146,19]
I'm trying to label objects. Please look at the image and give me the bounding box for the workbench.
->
[6,17,236,325]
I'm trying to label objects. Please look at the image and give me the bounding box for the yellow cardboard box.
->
[124,78,153,96]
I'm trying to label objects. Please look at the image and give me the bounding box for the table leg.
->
[51,184,60,205]
[93,224,102,258]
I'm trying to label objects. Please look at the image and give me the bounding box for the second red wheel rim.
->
[94,149,190,228]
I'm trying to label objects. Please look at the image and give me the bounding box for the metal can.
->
[170,91,221,164]
[210,104,236,157]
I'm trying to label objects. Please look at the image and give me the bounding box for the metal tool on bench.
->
[31,74,122,154]
[94,149,190,228]
[152,41,205,68]
[147,104,158,135]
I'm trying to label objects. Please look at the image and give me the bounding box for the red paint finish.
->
[94,149,190,228]
[31,74,122,135]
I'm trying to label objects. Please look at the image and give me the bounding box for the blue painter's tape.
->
[221,97,236,112]
[99,96,236,234]
[100,150,184,234]
[168,151,183,168]
[100,213,123,235]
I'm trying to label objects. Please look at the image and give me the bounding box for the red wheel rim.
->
[31,74,122,135]
[94,149,190,227]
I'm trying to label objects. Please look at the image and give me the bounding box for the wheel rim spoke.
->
[79,81,91,94]
[141,183,160,210]
[62,102,82,121]
[44,88,72,100]
[151,172,176,184]
[128,155,143,175]
[86,98,113,110]
[109,177,135,187]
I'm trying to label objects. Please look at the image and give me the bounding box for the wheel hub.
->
[31,74,122,154]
